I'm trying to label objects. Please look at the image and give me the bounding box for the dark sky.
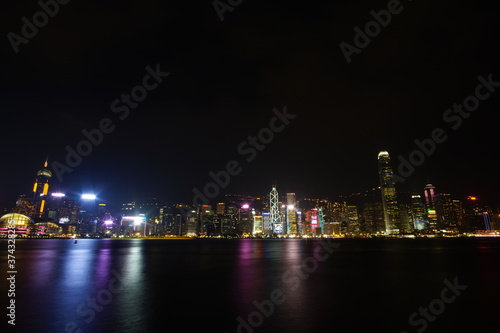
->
[1,0,499,207]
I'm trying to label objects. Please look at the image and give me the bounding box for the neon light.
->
[81,194,96,200]
[242,204,250,209]
[43,183,49,195]
[39,200,45,213]
[51,193,65,197]
[33,183,38,192]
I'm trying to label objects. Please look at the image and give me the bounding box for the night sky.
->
[1,0,499,207]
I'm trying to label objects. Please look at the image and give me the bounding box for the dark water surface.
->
[2,238,499,333]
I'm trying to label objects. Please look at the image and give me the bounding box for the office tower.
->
[347,205,360,234]
[305,208,319,235]
[464,196,492,231]
[269,181,282,234]
[216,202,225,215]
[451,200,465,231]
[411,195,427,230]
[186,210,198,236]
[398,203,413,233]
[262,212,272,236]
[200,205,216,235]
[159,205,173,234]
[362,201,385,234]
[435,193,456,230]
[423,184,438,230]
[286,193,298,235]
[32,159,52,220]
[377,151,399,234]
[15,194,34,217]
[238,204,253,236]
[252,215,263,236]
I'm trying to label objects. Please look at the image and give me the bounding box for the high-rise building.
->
[347,205,360,234]
[423,184,438,230]
[435,193,456,230]
[464,196,492,231]
[377,151,399,234]
[216,202,225,215]
[262,212,272,236]
[305,208,320,235]
[238,204,253,236]
[451,200,465,231]
[15,194,34,217]
[362,201,385,234]
[286,193,298,235]
[269,182,282,234]
[252,215,263,236]
[32,159,52,220]
[411,195,427,230]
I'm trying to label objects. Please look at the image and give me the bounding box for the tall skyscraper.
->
[347,205,360,234]
[32,159,52,220]
[423,184,438,230]
[377,151,399,234]
[411,194,427,230]
[435,193,456,230]
[269,181,281,234]
[286,193,298,235]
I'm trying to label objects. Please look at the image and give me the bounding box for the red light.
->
[468,196,477,201]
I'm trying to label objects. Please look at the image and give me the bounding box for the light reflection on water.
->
[3,238,500,333]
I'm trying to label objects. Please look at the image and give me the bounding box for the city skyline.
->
[2,151,497,238]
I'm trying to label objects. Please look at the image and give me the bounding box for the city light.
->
[51,193,65,197]
[242,204,250,209]
[104,220,114,225]
[81,194,96,200]
[121,216,146,226]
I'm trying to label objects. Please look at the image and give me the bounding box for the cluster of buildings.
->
[1,152,499,238]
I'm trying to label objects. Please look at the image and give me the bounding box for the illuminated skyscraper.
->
[32,159,52,220]
[377,151,399,234]
[411,195,427,230]
[286,193,298,235]
[238,204,253,236]
[269,181,281,234]
[252,215,263,236]
[423,184,438,230]
[216,202,225,215]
